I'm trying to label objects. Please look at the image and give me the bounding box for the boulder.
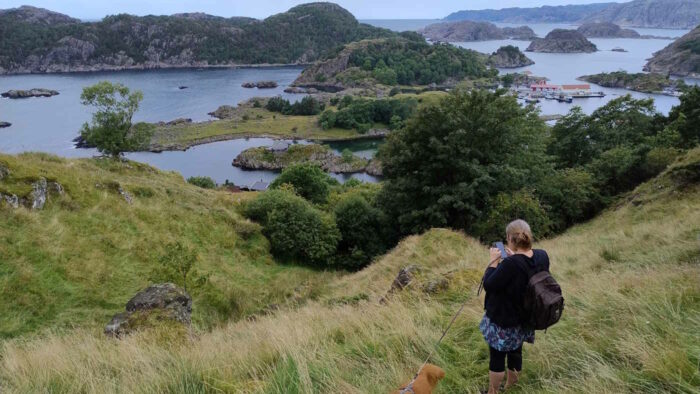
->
[0,121,11,128]
[1,88,59,99]
[422,278,450,294]
[2,194,20,209]
[29,178,48,209]
[178,86,188,90]
[242,81,278,89]
[105,283,192,337]
[389,265,421,293]
[0,164,8,180]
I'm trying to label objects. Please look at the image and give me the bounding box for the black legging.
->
[489,346,523,372]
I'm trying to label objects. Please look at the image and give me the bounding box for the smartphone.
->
[494,242,507,259]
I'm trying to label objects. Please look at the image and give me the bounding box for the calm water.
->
[0,67,378,185]
[1,22,695,184]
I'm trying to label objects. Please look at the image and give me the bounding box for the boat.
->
[571,91,605,98]
[525,96,540,104]
[556,94,573,103]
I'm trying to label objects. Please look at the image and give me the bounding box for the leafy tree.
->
[478,190,552,243]
[333,194,387,268]
[377,89,549,237]
[150,242,206,293]
[79,81,148,157]
[187,176,216,189]
[534,168,601,232]
[269,164,333,204]
[666,86,700,146]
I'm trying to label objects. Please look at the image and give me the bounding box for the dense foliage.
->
[319,96,418,132]
[0,3,394,71]
[79,81,150,157]
[187,176,217,189]
[244,190,340,265]
[579,71,684,93]
[666,86,700,145]
[266,96,324,116]
[346,39,495,85]
[269,164,335,204]
[333,194,387,268]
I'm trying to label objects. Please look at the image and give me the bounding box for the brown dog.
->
[392,364,446,394]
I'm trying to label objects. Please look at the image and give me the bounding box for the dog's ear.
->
[425,364,446,385]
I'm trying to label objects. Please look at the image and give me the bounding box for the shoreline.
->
[0,63,310,77]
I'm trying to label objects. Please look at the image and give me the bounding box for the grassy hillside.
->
[0,153,339,338]
[1,149,698,392]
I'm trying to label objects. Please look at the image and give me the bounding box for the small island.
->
[527,29,597,53]
[1,88,59,99]
[577,22,640,38]
[233,143,380,175]
[0,121,11,128]
[578,71,685,93]
[489,46,535,68]
[241,81,279,89]
[420,20,537,42]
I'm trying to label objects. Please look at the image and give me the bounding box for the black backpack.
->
[515,254,565,330]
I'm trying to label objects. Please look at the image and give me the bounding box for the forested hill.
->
[444,3,614,24]
[0,3,394,74]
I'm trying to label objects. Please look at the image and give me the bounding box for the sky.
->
[2,0,621,20]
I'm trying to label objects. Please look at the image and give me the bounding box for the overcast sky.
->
[3,0,620,20]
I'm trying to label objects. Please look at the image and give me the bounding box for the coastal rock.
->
[242,81,278,89]
[105,283,192,337]
[526,29,597,53]
[29,178,48,210]
[611,47,628,52]
[208,105,236,120]
[233,144,369,174]
[178,86,188,89]
[0,121,11,128]
[284,86,309,94]
[577,22,640,38]
[644,24,700,78]
[489,45,535,68]
[365,159,383,176]
[1,88,59,99]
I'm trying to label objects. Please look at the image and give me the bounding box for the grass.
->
[0,153,340,338]
[1,148,699,392]
[147,107,379,151]
[235,144,369,172]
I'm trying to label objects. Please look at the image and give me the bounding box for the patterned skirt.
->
[479,314,535,352]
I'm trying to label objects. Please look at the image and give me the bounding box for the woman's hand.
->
[505,246,514,256]
[489,248,502,267]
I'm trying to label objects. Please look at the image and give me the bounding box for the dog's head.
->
[421,364,446,386]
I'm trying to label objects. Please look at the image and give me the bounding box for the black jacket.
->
[482,249,550,328]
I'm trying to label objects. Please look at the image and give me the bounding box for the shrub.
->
[333,195,386,269]
[149,242,207,293]
[187,176,216,189]
[535,168,601,232]
[341,149,354,163]
[388,87,401,97]
[270,164,333,204]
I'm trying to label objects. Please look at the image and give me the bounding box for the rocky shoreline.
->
[1,88,59,98]
[527,29,597,53]
[0,62,309,76]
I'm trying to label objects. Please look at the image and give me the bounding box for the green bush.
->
[270,164,333,204]
[265,96,324,116]
[535,168,601,232]
[333,195,386,269]
[187,176,216,189]
[244,190,340,266]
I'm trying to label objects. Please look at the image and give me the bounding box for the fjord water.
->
[0,67,378,184]
[0,22,695,185]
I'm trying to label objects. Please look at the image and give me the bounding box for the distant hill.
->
[444,0,700,29]
[645,25,700,77]
[419,21,537,42]
[0,3,394,74]
[444,3,614,24]
[527,29,598,53]
[577,22,640,38]
[582,0,700,29]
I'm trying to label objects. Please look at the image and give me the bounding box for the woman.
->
[480,219,550,394]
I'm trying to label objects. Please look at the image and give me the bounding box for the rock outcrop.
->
[105,283,192,337]
[1,88,59,99]
[527,29,597,53]
[489,45,535,68]
[644,25,700,78]
[581,0,700,29]
[208,105,237,120]
[577,22,640,38]
[420,20,536,42]
[241,81,278,89]
[233,143,370,174]
[0,176,64,210]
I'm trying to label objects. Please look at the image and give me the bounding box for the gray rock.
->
[208,105,236,120]
[1,88,59,99]
[389,265,421,293]
[49,181,64,195]
[118,186,133,205]
[2,194,20,208]
[0,164,8,180]
[29,178,48,210]
[242,81,278,89]
[0,121,11,128]
[105,283,192,337]
[422,278,450,294]
[527,29,597,53]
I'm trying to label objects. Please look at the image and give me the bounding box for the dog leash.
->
[401,294,471,393]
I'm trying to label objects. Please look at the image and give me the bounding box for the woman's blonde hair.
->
[506,219,533,250]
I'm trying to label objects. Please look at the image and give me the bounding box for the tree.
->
[478,189,552,243]
[79,81,148,157]
[150,242,206,293]
[377,89,549,237]
[187,176,216,189]
[666,86,700,146]
[270,164,333,204]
